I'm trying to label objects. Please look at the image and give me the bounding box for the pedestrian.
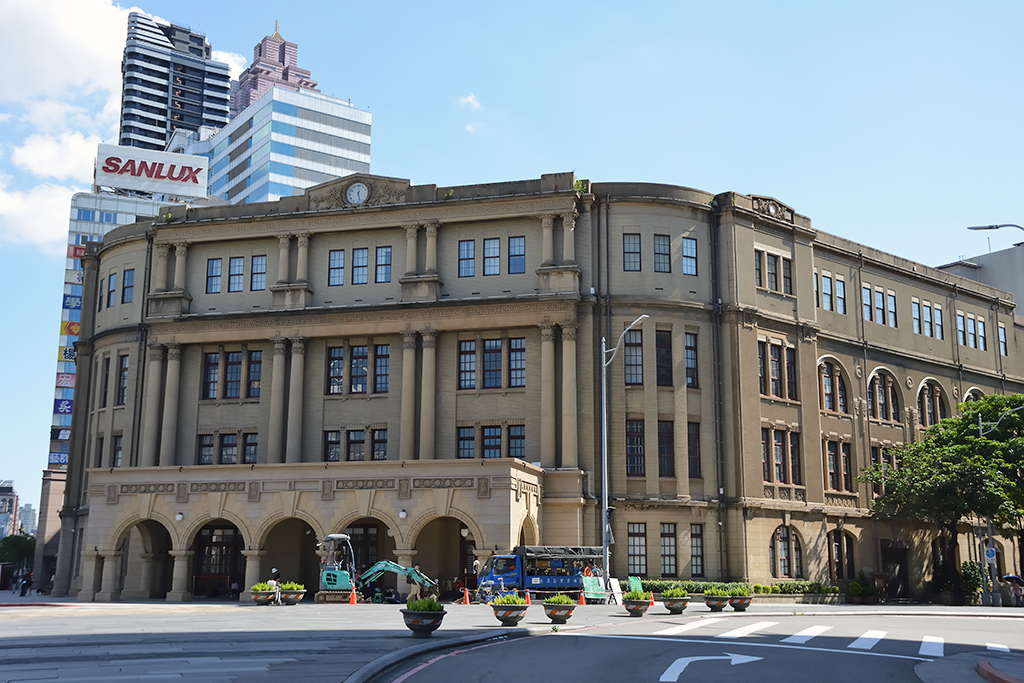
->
[20,574,32,597]
[1013,581,1022,607]
[406,564,423,601]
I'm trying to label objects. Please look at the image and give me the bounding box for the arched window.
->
[965,389,985,402]
[820,361,848,413]
[868,373,901,422]
[917,381,948,427]
[828,529,855,580]
[769,525,804,578]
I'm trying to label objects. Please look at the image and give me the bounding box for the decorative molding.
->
[106,484,118,505]
[119,483,174,494]
[190,482,245,493]
[413,477,474,489]
[825,494,858,508]
[477,477,490,498]
[336,478,396,490]
[248,481,260,502]
[398,478,411,499]
[175,482,188,503]
[750,196,795,224]
[320,480,333,501]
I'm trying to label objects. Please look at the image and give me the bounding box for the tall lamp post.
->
[976,404,1024,607]
[966,224,1024,233]
[601,314,648,595]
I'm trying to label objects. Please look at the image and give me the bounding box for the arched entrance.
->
[117,519,172,599]
[264,518,319,596]
[192,520,244,598]
[415,516,475,600]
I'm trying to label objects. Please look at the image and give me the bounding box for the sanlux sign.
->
[95,143,208,198]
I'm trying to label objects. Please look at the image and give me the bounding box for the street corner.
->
[915,650,1021,683]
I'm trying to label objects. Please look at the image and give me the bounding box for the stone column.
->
[158,344,181,467]
[166,550,194,602]
[286,338,306,463]
[295,233,310,283]
[154,244,170,292]
[76,550,101,602]
[172,243,189,290]
[241,550,265,602]
[541,215,555,266]
[561,211,577,265]
[125,552,157,599]
[404,224,419,276]
[140,344,164,467]
[276,234,291,284]
[400,332,418,461]
[267,338,288,463]
[540,325,556,467]
[419,330,437,459]
[560,323,578,468]
[95,551,122,602]
[425,223,439,274]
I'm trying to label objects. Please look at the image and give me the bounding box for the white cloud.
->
[0,176,82,253]
[12,132,103,181]
[458,93,482,110]
[213,50,249,81]
[466,123,481,133]
[0,113,11,123]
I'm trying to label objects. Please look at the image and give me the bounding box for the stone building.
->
[54,172,1024,601]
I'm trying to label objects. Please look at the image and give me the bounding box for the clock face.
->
[346,182,369,205]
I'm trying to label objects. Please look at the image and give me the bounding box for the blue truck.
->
[475,545,603,602]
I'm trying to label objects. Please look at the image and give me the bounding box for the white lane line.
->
[654,618,728,635]
[919,636,944,657]
[848,630,888,650]
[716,621,779,639]
[988,643,1011,652]
[781,625,832,644]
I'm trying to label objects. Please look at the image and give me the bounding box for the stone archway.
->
[116,519,173,600]
[412,516,473,599]
[190,520,245,598]
[263,518,319,596]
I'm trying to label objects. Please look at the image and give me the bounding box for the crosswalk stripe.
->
[988,643,1011,652]
[653,618,727,635]
[848,630,887,650]
[716,621,779,639]
[781,625,832,644]
[919,636,943,657]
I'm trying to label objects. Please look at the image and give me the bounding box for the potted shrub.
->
[622,589,653,617]
[401,597,447,637]
[279,581,306,605]
[660,587,690,614]
[847,581,864,604]
[703,587,730,612]
[249,582,276,606]
[728,586,753,611]
[492,593,529,626]
[542,593,577,624]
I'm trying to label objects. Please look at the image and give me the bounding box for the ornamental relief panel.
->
[412,478,475,489]
[336,479,396,490]
[119,484,175,495]
[191,482,246,493]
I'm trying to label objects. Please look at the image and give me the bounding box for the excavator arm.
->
[357,560,438,589]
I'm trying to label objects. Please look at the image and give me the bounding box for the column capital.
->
[403,331,419,349]
[296,233,311,248]
[421,330,437,348]
[278,234,292,248]
[539,324,555,342]
[273,338,288,355]
[170,550,195,560]
[147,344,165,362]
[541,214,555,229]
[560,323,578,341]
[156,244,171,258]
[174,242,190,256]
[404,224,420,239]
[561,209,578,224]
[241,549,266,559]
[290,337,307,354]
[425,222,440,238]
[166,343,181,361]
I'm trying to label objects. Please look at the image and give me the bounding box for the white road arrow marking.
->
[659,653,762,681]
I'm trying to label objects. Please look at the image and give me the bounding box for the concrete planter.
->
[661,596,690,614]
[542,603,576,624]
[280,590,306,605]
[400,609,447,637]
[729,596,752,611]
[250,590,276,606]
[623,599,652,617]
[703,596,730,612]
[492,603,529,626]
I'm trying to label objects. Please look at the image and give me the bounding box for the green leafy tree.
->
[861,394,1024,604]
[0,534,35,568]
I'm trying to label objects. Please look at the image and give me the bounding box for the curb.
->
[979,660,1024,683]
[345,630,513,683]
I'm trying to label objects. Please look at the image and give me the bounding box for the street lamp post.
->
[601,314,648,595]
[966,224,1024,233]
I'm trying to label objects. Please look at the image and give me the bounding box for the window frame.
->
[623,233,641,271]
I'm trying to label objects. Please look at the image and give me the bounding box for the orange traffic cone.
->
[649,592,655,607]
[462,587,470,605]
[579,589,586,605]
[349,588,358,605]
[525,590,531,605]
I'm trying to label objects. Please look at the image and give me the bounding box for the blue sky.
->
[1,0,1022,510]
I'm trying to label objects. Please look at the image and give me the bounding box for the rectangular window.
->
[999,324,1008,356]
[372,429,388,461]
[978,318,987,351]
[352,248,368,284]
[224,351,242,399]
[243,433,258,464]
[459,340,476,389]
[115,354,129,405]
[835,278,845,313]
[758,341,767,395]
[754,250,763,287]
[934,307,944,340]
[912,301,921,334]
[786,347,798,400]
[347,430,365,461]
[95,436,104,468]
[374,344,390,393]
[655,330,672,387]
[774,430,786,483]
[887,292,898,327]
[483,238,500,275]
[874,289,885,325]
[782,258,793,295]
[658,420,674,477]
[251,255,267,290]
[107,273,117,308]
[790,432,802,485]
[220,433,238,464]
[202,352,219,400]
[624,330,643,385]
[967,316,977,348]
[766,254,778,291]
[508,236,526,274]
[762,428,771,481]
[375,246,392,283]
[509,338,526,387]
[626,419,645,476]
[654,234,671,273]
[827,441,839,490]
[813,271,819,307]
[247,350,262,398]
[482,426,502,458]
[509,425,526,459]
[197,434,214,465]
[682,237,697,276]
[685,332,698,388]
[661,523,678,577]
[228,256,244,292]
[862,285,872,322]
[627,523,647,576]
[690,524,704,577]
[623,233,641,271]
[122,269,135,303]
[459,240,475,277]
[350,346,368,393]
[112,435,123,468]
[769,345,782,397]
[100,357,110,408]
[457,427,476,458]
[922,303,933,337]
[323,430,341,462]
[821,275,833,311]
[206,258,221,294]
[687,421,701,478]
[483,339,502,388]
[957,313,967,346]
[327,347,344,394]
[328,249,345,286]
[842,442,853,491]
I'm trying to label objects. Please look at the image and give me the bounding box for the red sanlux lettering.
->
[138,161,156,178]
[101,157,121,174]
[180,166,201,184]
[118,159,137,175]
[153,163,168,180]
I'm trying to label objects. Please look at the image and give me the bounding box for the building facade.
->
[54,173,1024,602]
[119,12,230,150]
[231,24,319,117]
[0,482,18,539]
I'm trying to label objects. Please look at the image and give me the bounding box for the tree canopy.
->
[0,534,35,567]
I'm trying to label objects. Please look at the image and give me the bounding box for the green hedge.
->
[640,579,838,595]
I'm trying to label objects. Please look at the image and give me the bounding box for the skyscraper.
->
[231,23,319,117]
[119,12,231,150]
